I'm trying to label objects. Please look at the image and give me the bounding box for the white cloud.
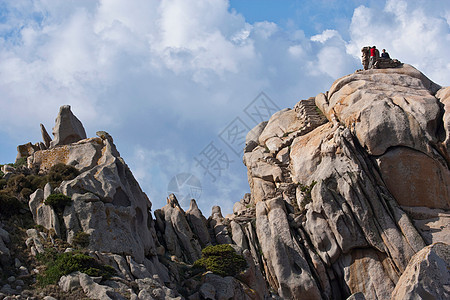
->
[347,0,450,84]
[311,29,340,43]
[0,0,448,215]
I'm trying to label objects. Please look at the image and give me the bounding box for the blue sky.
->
[0,0,449,215]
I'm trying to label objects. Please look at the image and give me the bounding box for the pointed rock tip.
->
[167,194,180,208]
[211,205,223,218]
[189,199,198,210]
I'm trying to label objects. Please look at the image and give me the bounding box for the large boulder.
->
[316,64,442,157]
[50,105,87,148]
[376,146,450,209]
[315,64,449,210]
[391,243,450,299]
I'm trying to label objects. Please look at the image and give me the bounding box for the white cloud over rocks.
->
[0,0,448,214]
[347,0,450,85]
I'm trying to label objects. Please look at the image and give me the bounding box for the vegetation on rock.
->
[72,231,90,248]
[0,193,23,217]
[44,193,72,213]
[47,163,79,185]
[193,244,247,277]
[37,250,116,286]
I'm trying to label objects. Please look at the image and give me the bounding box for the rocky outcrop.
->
[50,105,87,148]
[229,64,449,299]
[22,106,172,290]
[40,124,52,149]
[2,64,448,300]
[391,242,449,299]
[154,194,202,264]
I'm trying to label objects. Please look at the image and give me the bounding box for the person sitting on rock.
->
[381,49,390,59]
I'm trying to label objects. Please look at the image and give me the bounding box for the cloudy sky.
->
[0,0,449,216]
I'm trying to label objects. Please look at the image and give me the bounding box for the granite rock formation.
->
[0,64,448,299]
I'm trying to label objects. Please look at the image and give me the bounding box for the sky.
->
[0,0,449,216]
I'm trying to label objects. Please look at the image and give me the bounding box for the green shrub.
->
[193,244,247,277]
[34,224,46,232]
[37,251,116,286]
[36,247,58,265]
[14,157,27,168]
[0,170,4,178]
[6,174,32,193]
[0,178,7,189]
[298,181,317,201]
[0,193,23,216]
[201,244,236,257]
[27,174,49,191]
[20,187,33,199]
[72,232,90,248]
[44,193,72,212]
[48,164,79,185]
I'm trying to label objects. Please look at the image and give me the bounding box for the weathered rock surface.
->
[40,124,52,149]
[29,184,60,236]
[401,206,450,244]
[230,65,449,299]
[0,226,10,266]
[376,146,450,209]
[391,242,450,300]
[436,86,450,163]
[50,105,87,148]
[186,199,211,248]
[154,194,202,264]
[3,65,449,300]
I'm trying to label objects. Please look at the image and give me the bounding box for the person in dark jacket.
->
[381,49,390,59]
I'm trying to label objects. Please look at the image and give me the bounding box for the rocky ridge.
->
[0,64,448,300]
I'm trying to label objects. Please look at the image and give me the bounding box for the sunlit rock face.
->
[233,64,449,299]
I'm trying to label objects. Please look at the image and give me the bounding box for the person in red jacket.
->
[368,46,380,69]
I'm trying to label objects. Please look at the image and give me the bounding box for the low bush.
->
[193,244,247,277]
[37,251,116,286]
[20,187,33,200]
[0,192,23,216]
[6,174,32,193]
[0,178,7,189]
[72,231,90,248]
[44,194,72,212]
[298,180,317,202]
[48,164,79,185]
[27,174,49,191]
[13,157,27,168]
